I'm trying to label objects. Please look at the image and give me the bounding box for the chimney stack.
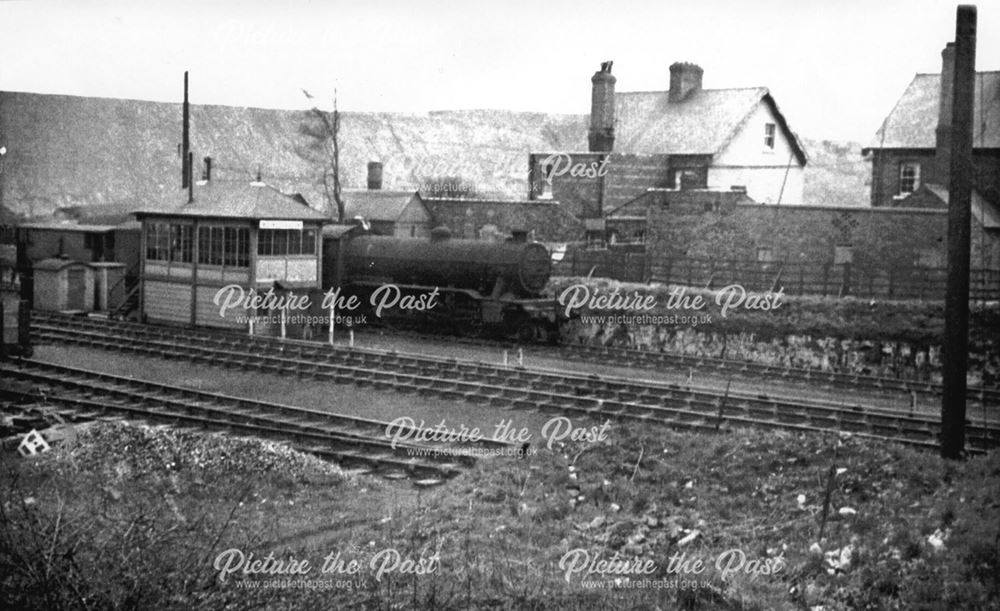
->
[669,62,703,102]
[367,161,383,190]
[588,61,616,152]
[936,43,956,185]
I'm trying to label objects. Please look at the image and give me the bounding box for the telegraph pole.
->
[941,5,976,460]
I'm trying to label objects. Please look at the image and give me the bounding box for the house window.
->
[198,225,249,268]
[898,163,920,195]
[672,169,702,190]
[764,123,776,149]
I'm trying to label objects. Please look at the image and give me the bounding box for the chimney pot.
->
[669,62,703,102]
[367,161,383,190]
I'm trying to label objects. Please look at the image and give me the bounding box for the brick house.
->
[862,44,999,210]
[528,61,808,226]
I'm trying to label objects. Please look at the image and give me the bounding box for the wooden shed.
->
[20,221,141,271]
[33,258,94,312]
[134,181,328,328]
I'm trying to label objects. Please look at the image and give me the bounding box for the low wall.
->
[551,276,1000,385]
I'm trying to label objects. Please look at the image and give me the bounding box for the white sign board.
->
[259,220,303,230]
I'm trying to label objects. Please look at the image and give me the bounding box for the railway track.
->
[30,313,1000,454]
[0,356,505,485]
[359,326,1000,408]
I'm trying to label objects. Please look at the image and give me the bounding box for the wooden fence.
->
[553,250,1000,301]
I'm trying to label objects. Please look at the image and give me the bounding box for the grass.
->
[2,414,997,609]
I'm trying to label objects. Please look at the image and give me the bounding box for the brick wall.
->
[529,152,675,219]
[423,198,584,242]
[647,190,998,276]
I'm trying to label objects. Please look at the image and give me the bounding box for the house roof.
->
[341,189,424,222]
[53,202,142,225]
[19,222,118,232]
[924,184,1000,229]
[867,71,1000,150]
[613,88,808,165]
[135,181,327,221]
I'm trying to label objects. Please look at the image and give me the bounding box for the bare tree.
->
[299,90,345,223]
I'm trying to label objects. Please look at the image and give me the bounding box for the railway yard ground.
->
[2,327,999,609]
[346,328,999,423]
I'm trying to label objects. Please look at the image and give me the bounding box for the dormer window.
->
[763,123,776,150]
[898,162,920,195]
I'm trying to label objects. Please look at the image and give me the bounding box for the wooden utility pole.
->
[941,5,977,460]
[182,71,190,189]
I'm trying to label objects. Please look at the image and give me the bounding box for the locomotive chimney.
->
[936,43,956,186]
[367,161,383,190]
[588,61,616,152]
[669,62,703,102]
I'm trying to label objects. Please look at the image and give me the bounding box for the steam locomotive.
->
[324,227,562,342]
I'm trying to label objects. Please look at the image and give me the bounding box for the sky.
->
[0,0,998,143]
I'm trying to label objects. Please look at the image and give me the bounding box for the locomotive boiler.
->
[343,234,552,298]
[325,228,561,341]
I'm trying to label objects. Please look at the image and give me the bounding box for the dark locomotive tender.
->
[324,226,562,341]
